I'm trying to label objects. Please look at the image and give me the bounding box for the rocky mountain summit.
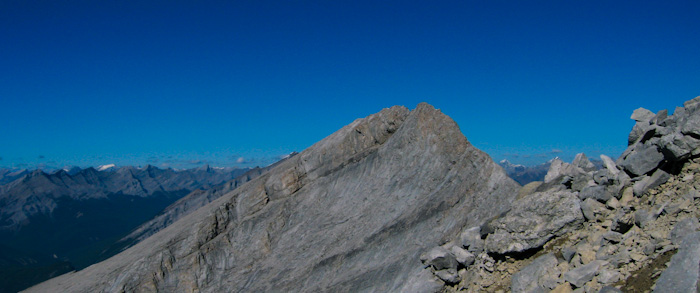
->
[28,103,520,292]
[418,96,700,292]
[28,97,700,293]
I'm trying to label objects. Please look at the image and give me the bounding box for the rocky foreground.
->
[420,97,700,292]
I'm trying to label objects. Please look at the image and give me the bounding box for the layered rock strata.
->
[28,103,519,292]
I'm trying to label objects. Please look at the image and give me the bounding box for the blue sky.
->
[1,1,699,169]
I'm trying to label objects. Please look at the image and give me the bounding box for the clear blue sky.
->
[1,1,699,169]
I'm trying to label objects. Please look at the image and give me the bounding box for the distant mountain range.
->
[498,157,604,185]
[0,164,255,292]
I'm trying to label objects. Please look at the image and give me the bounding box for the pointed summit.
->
[29,103,520,292]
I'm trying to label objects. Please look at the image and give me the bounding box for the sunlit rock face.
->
[28,103,519,292]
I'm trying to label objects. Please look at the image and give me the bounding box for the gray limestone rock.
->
[579,186,611,203]
[653,109,669,125]
[563,260,606,288]
[602,231,623,244]
[27,103,521,293]
[459,226,484,253]
[421,246,458,270]
[448,245,475,267]
[628,122,655,146]
[654,232,700,292]
[633,169,671,197]
[511,253,559,293]
[619,144,664,176]
[485,191,584,254]
[681,111,700,137]
[683,96,700,113]
[399,268,444,293]
[631,107,656,123]
[600,155,620,176]
[659,133,697,161]
[597,269,621,285]
[434,268,460,284]
[635,209,657,228]
[581,198,607,222]
[544,159,586,184]
[670,217,700,245]
[573,153,597,172]
[592,170,614,186]
[562,247,576,263]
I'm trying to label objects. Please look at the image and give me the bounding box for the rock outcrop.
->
[27,103,520,292]
[421,96,700,292]
[114,162,290,248]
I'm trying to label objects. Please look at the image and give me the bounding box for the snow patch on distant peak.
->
[97,164,116,171]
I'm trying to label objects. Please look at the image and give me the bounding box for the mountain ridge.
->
[27,103,520,292]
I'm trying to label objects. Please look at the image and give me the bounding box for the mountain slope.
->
[105,158,295,255]
[0,165,249,292]
[28,103,520,292]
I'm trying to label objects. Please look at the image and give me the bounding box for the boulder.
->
[562,247,576,263]
[628,122,656,146]
[572,153,597,172]
[681,112,700,137]
[631,107,656,123]
[619,144,664,177]
[600,155,620,176]
[632,169,671,197]
[653,109,669,125]
[485,191,584,254]
[459,227,484,254]
[602,231,623,244]
[511,253,560,293]
[420,246,458,270]
[579,186,611,203]
[544,159,585,184]
[592,170,614,186]
[654,232,700,292]
[659,133,698,161]
[448,245,475,267]
[670,218,700,245]
[597,269,621,285]
[434,269,460,284]
[580,198,607,222]
[683,96,700,113]
[563,260,606,288]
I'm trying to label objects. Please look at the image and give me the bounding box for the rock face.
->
[113,162,290,248]
[484,190,584,254]
[28,103,520,292]
[653,232,700,292]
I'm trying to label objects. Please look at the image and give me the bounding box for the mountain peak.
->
[96,164,116,171]
[29,103,519,292]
